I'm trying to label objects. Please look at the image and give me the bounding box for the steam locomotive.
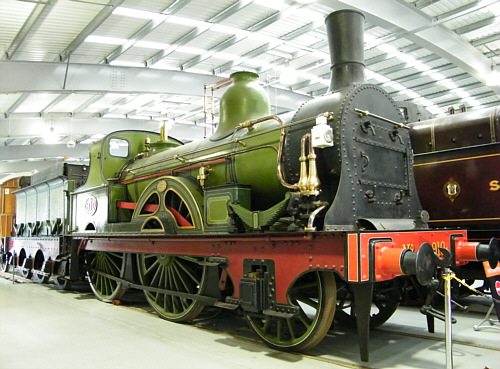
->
[1,10,498,362]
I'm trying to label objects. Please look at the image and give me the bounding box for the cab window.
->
[109,138,129,158]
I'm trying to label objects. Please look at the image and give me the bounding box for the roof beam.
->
[328,0,499,96]
[209,0,253,23]
[102,0,190,65]
[58,0,124,62]
[0,61,310,112]
[0,144,89,161]
[3,0,53,60]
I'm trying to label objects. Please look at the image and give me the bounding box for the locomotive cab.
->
[71,131,182,233]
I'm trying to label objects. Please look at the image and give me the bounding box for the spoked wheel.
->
[246,271,336,352]
[335,280,401,329]
[85,251,126,302]
[137,254,207,322]
[132,177,204,234]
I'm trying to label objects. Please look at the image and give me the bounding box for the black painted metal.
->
[325,10,366,92]
[351,282,374,362]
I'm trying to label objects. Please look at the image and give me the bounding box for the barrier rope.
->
[443,272,500,304]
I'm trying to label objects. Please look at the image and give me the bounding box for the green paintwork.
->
[212,71,271,140]
[73,72,291,235]
[121,122,284,213]
[86,251,126,302]
[228,192,290,230]
[204,185,251,231]
[71,131,183,233]
[132,176,204,233]
[137,254,207,321]
[246,271,336,351]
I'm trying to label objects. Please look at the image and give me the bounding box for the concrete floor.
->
[1,275,499,369]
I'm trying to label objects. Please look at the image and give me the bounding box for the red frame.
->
[78,228,469,304]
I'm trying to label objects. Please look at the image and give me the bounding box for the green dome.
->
[211,71,271,140]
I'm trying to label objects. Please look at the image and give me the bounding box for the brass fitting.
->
[197,166,213,188]
[306,151,320,195]
[298,155,309,192]
[297,133,320,196]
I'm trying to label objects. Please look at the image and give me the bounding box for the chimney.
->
[325,10,366,92]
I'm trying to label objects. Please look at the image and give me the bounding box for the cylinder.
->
[325,10,366,92]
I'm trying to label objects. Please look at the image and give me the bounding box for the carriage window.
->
[109,138,129,158]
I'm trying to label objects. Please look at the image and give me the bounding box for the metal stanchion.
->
[442,268,454,369]
[11,254,15,285]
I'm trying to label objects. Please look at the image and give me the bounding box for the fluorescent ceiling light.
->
[442,81,458,90]
[253,0,289,11]
[426,71,447,81]
[366,70,390,83]
[212,52,238,60]
[167,15,210,30]
[377,43,398,55]
[176,46,207,55]
[487,2,500,16]
[210,24,249,38]
[309,50,329,60]
[104,114,126,119]
[486,71,500,86]
[397,53,416,64]
[44,127,58,144]
[466,98,481,107]
[248,33,284,48]
[456,89,470,98]
[113,7,167,21]
[390,82,407,91]
[279,66,298,85]
[109,61,144,67]
[412,61,431,72]
[183,68,212,75]
[85,35,127,45]
[135,41,169,49]
[427,105,444,116]
[405,90,421,99]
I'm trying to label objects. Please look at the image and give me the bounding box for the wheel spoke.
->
[247,272,336,352]
[138,254,206,322]
[286,318,296,340]
[86,251,126,303]
[334,280,401,329]
[174,258,200,285]
[172,262,192,293]
[151,262,163,286]
[144,259,159,276]
[296,297,318,310]
[297,309,312,328]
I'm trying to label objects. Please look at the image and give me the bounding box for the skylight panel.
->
[252,0,289,11]
[167,15,210,30]
[109,61,144,67]
[135,41,169,49]
[113,7,167,22]
[85,35,128,45]
[210,24,249,38]
[176,46,207,55]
